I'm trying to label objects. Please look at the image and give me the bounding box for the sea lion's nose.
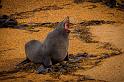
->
[64,17,69,30]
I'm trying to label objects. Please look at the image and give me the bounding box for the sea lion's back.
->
[25,40,43,63]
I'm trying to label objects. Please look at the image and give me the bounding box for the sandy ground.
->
[0,0,124,82]
[76,24,124,82]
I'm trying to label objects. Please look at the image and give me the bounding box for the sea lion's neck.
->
[53,29,69,38]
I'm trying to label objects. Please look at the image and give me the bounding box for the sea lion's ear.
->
[63,16,69,23]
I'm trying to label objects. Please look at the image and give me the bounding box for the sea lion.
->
[18,17,70,73]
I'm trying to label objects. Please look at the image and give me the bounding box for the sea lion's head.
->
[55,16,70,34]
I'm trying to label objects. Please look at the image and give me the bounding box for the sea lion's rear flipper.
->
[16,58,30,66]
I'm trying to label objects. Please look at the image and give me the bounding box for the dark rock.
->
[92,0,102,3]
[0,5,2,8]
[102,0,116,8]
[74,0,84,4]
[0,15,18,28]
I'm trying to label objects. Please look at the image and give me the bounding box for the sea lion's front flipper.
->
[64,52,69,61]
[36,56,52,74]
[42,55,52,67]
[36,65,48,74]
